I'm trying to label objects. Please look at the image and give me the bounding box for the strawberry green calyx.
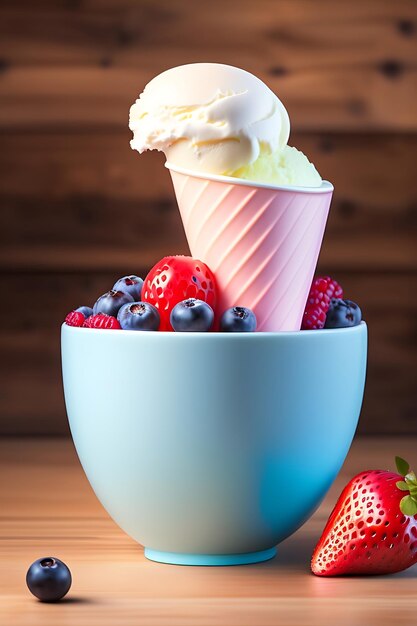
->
[395,456,417,516]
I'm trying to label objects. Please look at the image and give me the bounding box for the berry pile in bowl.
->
[64,255,362,332]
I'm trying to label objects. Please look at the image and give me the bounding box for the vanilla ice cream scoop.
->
[129,63,321,187]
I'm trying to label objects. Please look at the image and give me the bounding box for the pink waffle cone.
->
[166,164,333,331]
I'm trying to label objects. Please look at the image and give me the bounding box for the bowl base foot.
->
[144,546,277,566]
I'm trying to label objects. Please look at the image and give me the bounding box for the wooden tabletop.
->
[1,437,416,626]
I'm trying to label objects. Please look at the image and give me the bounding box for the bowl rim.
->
[62,320,366,339]
[165,162,334,194]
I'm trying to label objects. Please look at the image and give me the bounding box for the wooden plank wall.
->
[0,0,416,435]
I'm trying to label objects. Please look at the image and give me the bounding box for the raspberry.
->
[65,311,85,327]
[83,313,121,330]
[302,276,343,330]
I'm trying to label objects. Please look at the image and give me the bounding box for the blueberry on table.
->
[93,290,134,317]
[112,275,143,301]
[26,557,72,602]
[324,299,362,329]
[117,302,160,331]
[75,306,93,318]
[170,298,214,332]
[220,306,257,332]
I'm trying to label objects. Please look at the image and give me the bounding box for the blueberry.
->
[26,557,72,602]
[117,302,160,331]
[220,306,257,332]
[324,299,362,329]
[75,305,93,318]
[170,298,214,332]
[93,290,134,317]
[112,275,143,301]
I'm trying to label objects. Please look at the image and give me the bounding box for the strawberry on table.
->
[311,457,417,576]
[142,256,218,331]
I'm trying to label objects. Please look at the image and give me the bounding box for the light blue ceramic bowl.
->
[62,323,367,566]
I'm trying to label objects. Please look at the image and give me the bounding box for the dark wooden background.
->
[0,0,416,436]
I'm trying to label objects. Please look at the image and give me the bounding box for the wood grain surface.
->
[0,0,416,435]
[1,436,417,626]
[1,0,416,131]
[1,132,416,272]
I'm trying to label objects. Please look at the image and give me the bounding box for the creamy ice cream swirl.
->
[129,63,290,175]
[130,63,322,187]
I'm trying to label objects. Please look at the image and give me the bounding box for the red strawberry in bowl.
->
[142,256,218,331]
[311,457,417,576]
